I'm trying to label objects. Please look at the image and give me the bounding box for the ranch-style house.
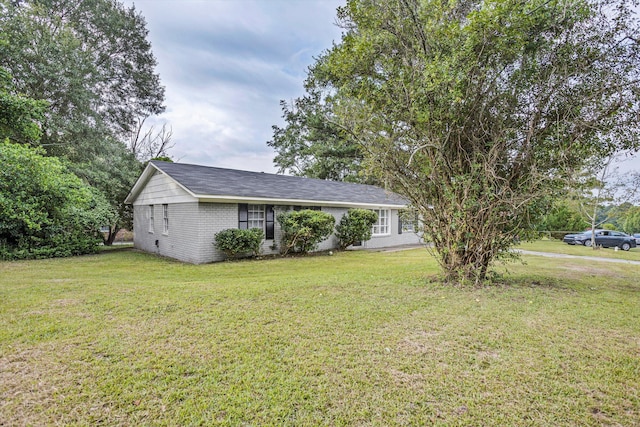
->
[125,161,421,263]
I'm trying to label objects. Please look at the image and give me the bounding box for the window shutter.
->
[398,215,403,235]
[265,205,275,239]
[238,203,248,229]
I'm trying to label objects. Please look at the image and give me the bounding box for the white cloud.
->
[126,0,344,172]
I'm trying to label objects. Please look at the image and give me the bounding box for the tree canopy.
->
[0,0,165,155]
[0,66,47,144]
[292,0,640,284]
[622,206,640,234]
[268,88,369,183]
[0,0,167,246]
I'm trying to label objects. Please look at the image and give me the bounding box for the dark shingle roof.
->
[150,161,406,207]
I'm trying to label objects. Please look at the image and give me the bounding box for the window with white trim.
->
[247,204,265,229]
[148,205,154,233]
[162,204,169,234]
[239,204,274,239]
[372,209,390,236]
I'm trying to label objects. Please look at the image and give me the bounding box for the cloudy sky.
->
[126,0,344,173]
[127,0,639,175]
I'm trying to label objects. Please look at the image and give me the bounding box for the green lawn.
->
[1,247,638,426]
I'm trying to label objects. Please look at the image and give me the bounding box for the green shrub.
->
[622,207,640,234]
[214,228,264,259]
[335,209,378,250]
[540,202,588,232]
[277,209,335,255]
[0,141,106,260]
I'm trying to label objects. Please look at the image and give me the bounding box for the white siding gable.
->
[132,171,195,206]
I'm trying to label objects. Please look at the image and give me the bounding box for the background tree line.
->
[541,200,640,235]
[0,0,169,259]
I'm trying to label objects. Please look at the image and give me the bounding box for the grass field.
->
[1,247,638,426]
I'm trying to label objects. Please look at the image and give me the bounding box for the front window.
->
[162,204,169,234]
[402,221,415,233]
[149,205,154,233]
[372,209,390,236]
[248,204,265,229]
[401,210,419,233]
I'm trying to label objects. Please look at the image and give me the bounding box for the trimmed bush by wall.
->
[214,228,264,260]
[335,208,378,250]
[277,210,335,255]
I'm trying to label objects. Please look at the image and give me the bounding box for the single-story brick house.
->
[124,161,421,263]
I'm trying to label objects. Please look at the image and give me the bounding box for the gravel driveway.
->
[516,249,640,266]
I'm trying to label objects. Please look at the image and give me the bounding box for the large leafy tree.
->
[73,136,143,245]
[268,86,370,183]
[307,0,640,284]
[0,0,166,244]
[0,67,109,257]
[0,0,165,152]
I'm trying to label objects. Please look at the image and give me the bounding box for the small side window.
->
[162,204,169,235]
[148,205,154,233]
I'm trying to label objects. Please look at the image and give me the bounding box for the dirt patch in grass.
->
[560,264,621,276]
[397,330,447,355]
[388,368,426,390]
[0,345,65,426]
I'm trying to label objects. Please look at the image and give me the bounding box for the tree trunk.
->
[431,214,499,286]
[102,225,121,246]
[439,244,492,286]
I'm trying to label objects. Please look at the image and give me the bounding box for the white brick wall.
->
[317,207,345,251]
[196,203,238,263]
[133,202,202,263]
[361,209,423,249]
[133,202,421,264]
[135,203,253,264]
